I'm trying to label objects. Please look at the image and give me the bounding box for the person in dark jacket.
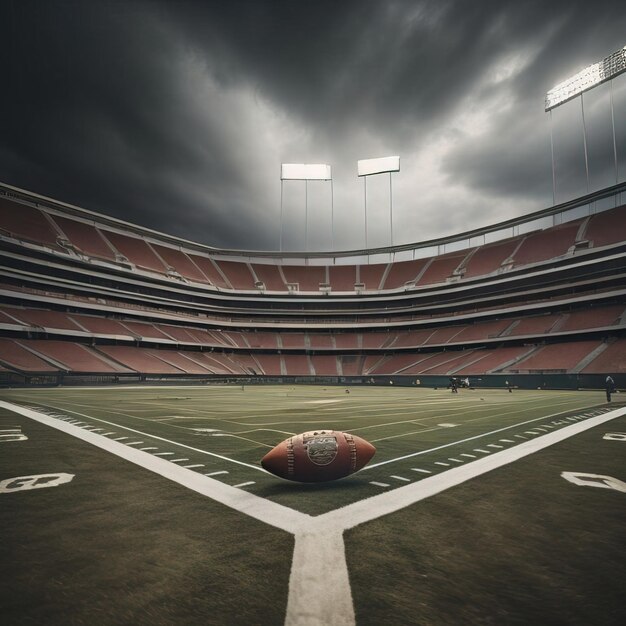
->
[605,375,615,402]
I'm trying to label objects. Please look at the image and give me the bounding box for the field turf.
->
[1,384,624,625]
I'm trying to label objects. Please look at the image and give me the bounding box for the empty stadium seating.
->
[580,339,626,373]
[511,220,581,267]
[24,341,132,373]
[52,215,118,260]
[509,341,603,372]
[463,238,520,278]
[250,263,286,291]
[583,206,626,248]
[150,244,208,282]
[0,338,60,372]
[1,184,624,385]
[102,231,169,273]
[0,197,61,249]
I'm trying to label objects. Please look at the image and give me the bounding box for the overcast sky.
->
[1,0,625,252]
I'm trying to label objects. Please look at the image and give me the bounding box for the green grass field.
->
[1,384,625,625]
[0,384,620,514]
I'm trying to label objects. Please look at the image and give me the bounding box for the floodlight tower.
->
[280,163,333,251]
[545,45,626,207]
[357,156,400,248]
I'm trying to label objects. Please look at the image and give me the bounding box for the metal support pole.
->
[610,79,618,188]
[330,179,334,250]
[280,180,284,251]
[581,94,589,194]
[389,172,393,246]
[305,179,308,251]
[364,176,368,249]
[549,110,556,207]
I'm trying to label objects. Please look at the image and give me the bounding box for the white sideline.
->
[285,525,355,626]
[321,406,626,531]
[0,401,307,534]
[3,400,625,626]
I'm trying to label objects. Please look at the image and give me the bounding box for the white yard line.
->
[363,406,603,470]
[16,403,267,473]
[319,407,626,531]
[0,401,307,534]
[285,526,355,626]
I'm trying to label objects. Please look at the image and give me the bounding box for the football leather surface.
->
[261,430,376,482]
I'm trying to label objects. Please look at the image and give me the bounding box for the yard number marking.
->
[603,432,626,441]
[561,472,626,493]
[0,473,75,494]
[0,428,28,443]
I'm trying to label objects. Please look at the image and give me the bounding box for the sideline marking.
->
[0,402,306,533]
[22,403,268,473]
[363,406,594,469]
[320,407,626,531]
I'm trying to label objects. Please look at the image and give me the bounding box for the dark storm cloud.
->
[1,0,625,250]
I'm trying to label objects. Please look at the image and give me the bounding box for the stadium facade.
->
[0,177,624,390]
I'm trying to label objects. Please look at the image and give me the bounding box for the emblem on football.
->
[303,432,338,465]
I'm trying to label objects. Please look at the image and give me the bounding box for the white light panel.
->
[281,163,332,180]
[545,45,626,111]
[357,155,400,177]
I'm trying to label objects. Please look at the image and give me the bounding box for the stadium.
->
[1,8,626,626]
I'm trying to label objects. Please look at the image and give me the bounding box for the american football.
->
[261,430,376,482]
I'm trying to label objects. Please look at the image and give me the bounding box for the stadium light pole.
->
[281,163,332,252]
[357,156,400,249]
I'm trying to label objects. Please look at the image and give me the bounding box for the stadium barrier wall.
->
[1,372,623,391]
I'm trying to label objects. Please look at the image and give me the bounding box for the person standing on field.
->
[605,375,615,403]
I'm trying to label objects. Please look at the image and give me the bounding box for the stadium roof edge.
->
[1,180,625,262]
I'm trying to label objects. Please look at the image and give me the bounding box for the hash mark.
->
[153,452,174,456]
[411,468,431,473]
[113,436,129,441]
[233,481,255,488]
[126,441,144,446]
[391,475,410,482]
[140,447,158,451]
[473,449,490,454]
[205,470,229,476]
[434,462,450,466]
[183,464,205,469]
[448,458,463,463]
[487,444,503,449]
[370,481,390,488]
[171,458,190,463]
